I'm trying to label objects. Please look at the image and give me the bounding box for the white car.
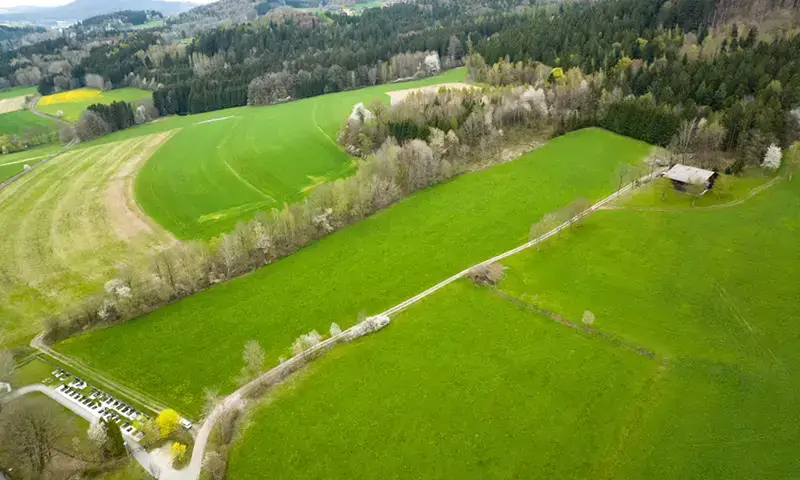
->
[179,418,193,429]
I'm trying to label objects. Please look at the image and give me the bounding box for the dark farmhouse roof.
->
[664,164,716,185]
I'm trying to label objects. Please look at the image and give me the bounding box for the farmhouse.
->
[664,164,717,192]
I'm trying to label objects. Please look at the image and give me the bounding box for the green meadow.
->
[56,128,652,415]
[0,85,37,100]
[134,68,467,239]
[37,87,152,122]
[0,143,61,183]
[229,282,658,480]
[227,174,800,479]
[0,109,57,136]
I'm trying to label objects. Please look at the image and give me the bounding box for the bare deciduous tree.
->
[0,349,13,383]
[203,451,227,480]
[0,397,63,477]
[241,339,265,379]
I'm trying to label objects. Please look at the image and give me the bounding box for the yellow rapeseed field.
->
[38,88,101,106]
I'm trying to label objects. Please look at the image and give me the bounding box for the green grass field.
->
[133,69,467,239]
[37,87,152,122]
[0,109,57,137]
[227,174,800,479]
[0,85,37,100]
[56,128,652,415]
[0,134,174,347]
[229,281,658,479]
[0,143,61,183]
[0,71,469,347]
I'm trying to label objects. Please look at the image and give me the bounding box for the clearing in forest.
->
[227,173,800,479]
[0,133,175,347]
[36,87,152,122]
[386,82,476,105]
[56,128,652,415]
[133,68,469,239]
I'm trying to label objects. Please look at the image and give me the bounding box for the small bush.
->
[467,263,504,285]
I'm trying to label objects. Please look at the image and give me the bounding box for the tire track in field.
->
[9,149,91,285]
[49,139,146,282]
[0,149,89,328]
[0,133,175,341]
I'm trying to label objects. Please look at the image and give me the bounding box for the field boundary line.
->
[380,168,666,318]
[311,102,341,149]
[0,137,78,193]
[30,332,172,415]
[600,175,783,212]
[491,288,661,361]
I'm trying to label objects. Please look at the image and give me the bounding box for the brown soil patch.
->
[0,96,26,114]
[105,130,177,240]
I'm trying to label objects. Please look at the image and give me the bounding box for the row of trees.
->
[42,86,558,345]
[246,51,441,107]
[73,99,158,141]
[0,126,58,155]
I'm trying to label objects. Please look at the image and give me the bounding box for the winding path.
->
[29,169,667,479]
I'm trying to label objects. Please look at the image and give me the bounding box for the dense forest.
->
[1,0,798,167]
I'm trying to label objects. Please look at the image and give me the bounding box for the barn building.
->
[664,164,718,192]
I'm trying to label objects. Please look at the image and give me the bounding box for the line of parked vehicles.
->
[52,368,147,441]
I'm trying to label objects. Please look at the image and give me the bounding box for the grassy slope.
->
[37,87,151,122]
[0,143,61,182]
[0,85,37,100]
[229,282,658,480]
[229,176,800,479]
[495,178,800,478]
[57,129,652,415]
[0,109,57,136]
[0,134,174,347]
[134,69,466,239]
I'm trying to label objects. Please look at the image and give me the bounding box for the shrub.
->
[467,263,504,286]
[156,409,180,438]
[170,441,187,467]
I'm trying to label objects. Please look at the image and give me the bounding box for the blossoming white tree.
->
[763,144,782,170]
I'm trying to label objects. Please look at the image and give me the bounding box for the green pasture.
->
[229,281,658,479]
[228,173,800,479]
[57,128,652,415]
[0,85,37,100]
[494,177,800,477]
[0,143,61,183]
[0,71,466,346]
[0,109,58,136]
[133,68,467,239]
[0,135,174,347]
[37,87,152,122]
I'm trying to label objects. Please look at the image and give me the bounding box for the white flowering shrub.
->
[763,144,782,170]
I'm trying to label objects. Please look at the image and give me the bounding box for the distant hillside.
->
[0,0,197,26]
